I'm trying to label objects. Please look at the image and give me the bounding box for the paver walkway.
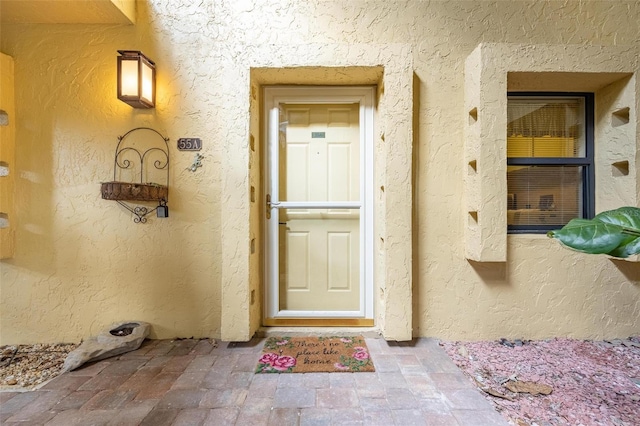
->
[0,337,508,425]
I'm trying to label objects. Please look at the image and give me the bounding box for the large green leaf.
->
[547,207,640,258]
[593,206,640,228]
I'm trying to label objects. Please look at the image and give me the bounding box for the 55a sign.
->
[177,138,202,151]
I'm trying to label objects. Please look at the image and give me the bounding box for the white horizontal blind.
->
[507,165,583,226]
[507,97,586,228]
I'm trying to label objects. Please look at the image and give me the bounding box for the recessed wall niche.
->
[612,161,629,177]
[0,212,8,229]
[612,107,630,127]
[468,107,478,125]
[468,160,477,174]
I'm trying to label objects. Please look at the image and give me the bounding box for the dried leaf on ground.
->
[473,376,516,401]
[458,345,469,358]
[505,380,553,395]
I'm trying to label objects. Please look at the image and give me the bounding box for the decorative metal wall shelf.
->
[101,127,169,223]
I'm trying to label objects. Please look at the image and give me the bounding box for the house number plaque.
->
[177,138,202,151]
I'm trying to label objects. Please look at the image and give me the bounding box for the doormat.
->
[255,336,375,373]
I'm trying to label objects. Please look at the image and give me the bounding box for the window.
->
[507,92,594,233]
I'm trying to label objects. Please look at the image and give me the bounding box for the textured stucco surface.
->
[460,42,640,339]
[464,43,640,261]
[0,53,16,259]
[248,66,412,341]
[1,0,639,344]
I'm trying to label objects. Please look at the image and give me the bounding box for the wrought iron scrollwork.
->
[106,127,170,223]
[115,201,154,223]
[114,127,169,185]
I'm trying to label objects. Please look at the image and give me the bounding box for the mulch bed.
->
[256,336,375,373]
[441,337,640,425]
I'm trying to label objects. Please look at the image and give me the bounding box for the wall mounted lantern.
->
[117,50,156,109]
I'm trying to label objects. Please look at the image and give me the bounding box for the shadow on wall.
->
[610,260,640,284]
[469,257,640,286]
[412,72,421,334]
[467,260,509,287]
[10,73,55,276]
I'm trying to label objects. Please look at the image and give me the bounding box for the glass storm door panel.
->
[279,208,360,311]
[264,87,374,322]
[279,103,360,312]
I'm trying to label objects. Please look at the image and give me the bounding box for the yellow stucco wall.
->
[1,0,639,344]
[0,53,16,259]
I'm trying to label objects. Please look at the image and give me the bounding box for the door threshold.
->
[263,318,374,327]
[257,326,380,339]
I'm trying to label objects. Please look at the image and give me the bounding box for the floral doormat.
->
[255,336,375,373]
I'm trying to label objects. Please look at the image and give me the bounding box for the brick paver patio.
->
[0,337,508,425]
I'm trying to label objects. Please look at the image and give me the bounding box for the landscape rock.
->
[62,321,151,372]
[499,338,514,347]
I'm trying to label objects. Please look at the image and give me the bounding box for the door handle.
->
[266,194,280,219]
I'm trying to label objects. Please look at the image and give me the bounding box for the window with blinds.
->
[507,93,594,233]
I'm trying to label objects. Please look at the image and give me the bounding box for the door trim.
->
[263,86,375,324]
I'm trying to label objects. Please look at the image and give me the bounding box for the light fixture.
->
[117,50,156,108]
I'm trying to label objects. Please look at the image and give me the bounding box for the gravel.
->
[441,337,640,426]
[0,343,78,390]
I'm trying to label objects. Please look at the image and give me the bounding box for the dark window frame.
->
[507,92,595,234]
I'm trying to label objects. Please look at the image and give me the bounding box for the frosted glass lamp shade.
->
[117,50,155,108]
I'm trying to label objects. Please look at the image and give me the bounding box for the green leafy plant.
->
[547,207,640,258]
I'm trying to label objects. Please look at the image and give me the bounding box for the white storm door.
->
[264,87,374,321]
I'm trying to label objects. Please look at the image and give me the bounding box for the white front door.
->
[264,87,374,325]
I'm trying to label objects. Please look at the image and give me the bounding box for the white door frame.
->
[263,86,375,320]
